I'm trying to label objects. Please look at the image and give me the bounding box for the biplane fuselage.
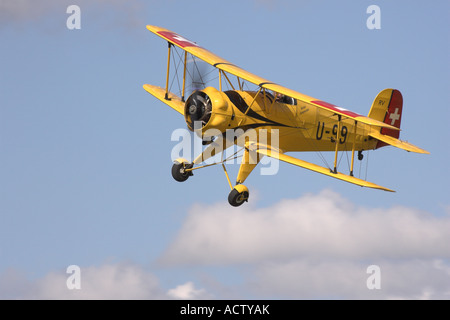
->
[195,87,378,153]
[143,25,428,206]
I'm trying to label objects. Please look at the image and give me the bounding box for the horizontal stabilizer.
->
[143,84,184,115]
[255,147,395,192]
[369,130,429,154]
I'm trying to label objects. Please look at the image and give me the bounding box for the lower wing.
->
[143,84,184,115]
[254,145,394,192]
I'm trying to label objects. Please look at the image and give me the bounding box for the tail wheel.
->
[171,159,193,182]
[228,185,249,207]
[358,150,364,161]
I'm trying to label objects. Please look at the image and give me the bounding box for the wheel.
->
[228,185,249,207]
[171,159,193,182]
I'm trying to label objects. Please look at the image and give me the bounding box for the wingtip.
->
[369,185,395,192]
[146,25,160,33]
[408,147,430,154]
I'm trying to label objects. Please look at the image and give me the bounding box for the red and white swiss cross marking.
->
[389,108,400,126]
[158,31,199,48]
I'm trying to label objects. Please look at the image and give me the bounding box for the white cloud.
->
[167,281,211,300]
[156,189,450,299]
[0,0,71,27]
[159,190,450,265]
[0,0,145,31]
[0,0,54,22]
[2,190,449,299]
[249,258,450,299]
[33,263,164,299]
[0,262,207,300]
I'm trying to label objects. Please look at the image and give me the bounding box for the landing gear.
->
[228,185,249,207]
[171,158,193,182]
[169,143,254,207]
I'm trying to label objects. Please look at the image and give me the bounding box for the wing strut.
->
[245,87,262,115]
[222,70,235,90]
[165,42,172,100]
[350,120,358,176]
[181,50,187,102]
[333,115,342,173]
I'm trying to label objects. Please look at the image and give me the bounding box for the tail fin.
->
[368,89,403,148]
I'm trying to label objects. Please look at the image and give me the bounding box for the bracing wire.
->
[365,150,370,181]
[169,47,183,96]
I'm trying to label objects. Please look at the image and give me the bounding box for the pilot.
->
[275,91,296,105]
[275,92,284,102]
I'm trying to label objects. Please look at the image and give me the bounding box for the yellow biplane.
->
[143,25,428,207]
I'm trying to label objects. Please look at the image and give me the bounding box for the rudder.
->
[368,89,403,148]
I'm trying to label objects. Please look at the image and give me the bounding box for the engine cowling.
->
[184,87,234,138]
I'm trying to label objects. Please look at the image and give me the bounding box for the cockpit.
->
[275,92,297,105]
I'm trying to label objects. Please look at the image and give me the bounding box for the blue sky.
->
[0,0,449,299]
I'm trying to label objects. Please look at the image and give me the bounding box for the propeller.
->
[187,57,209,94]
[184,90,212,130]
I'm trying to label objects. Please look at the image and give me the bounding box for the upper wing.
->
[146,25,270,85]
[146,25,399,130]
[252,143,394,192]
